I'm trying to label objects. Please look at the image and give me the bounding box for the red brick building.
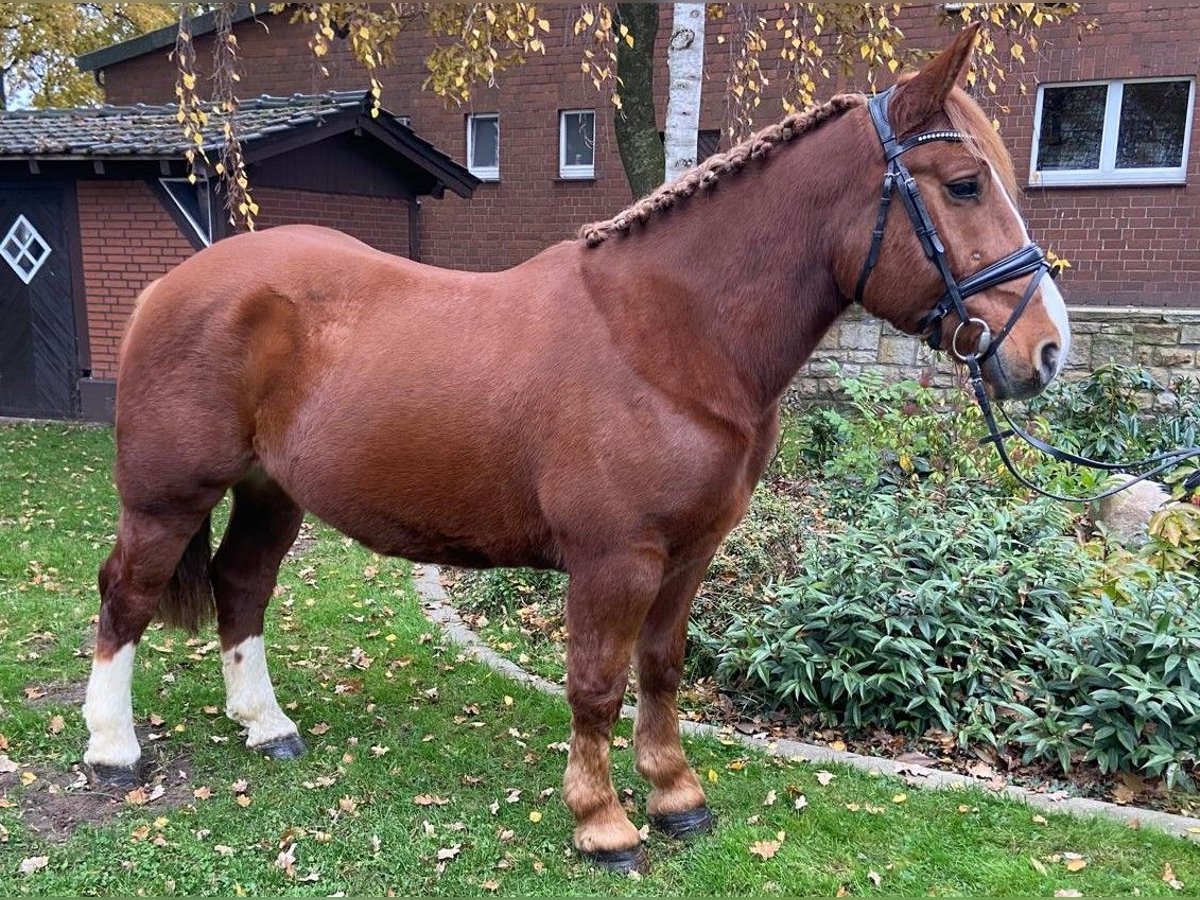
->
[79,3,1200,309]
[5,3,1195,419]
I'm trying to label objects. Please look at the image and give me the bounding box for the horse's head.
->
[838,25,1070,401]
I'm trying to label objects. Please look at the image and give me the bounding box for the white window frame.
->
[1029,77,1195,188]
[466,113,500,182]
[159,177,212,247]
[559,109,596,179]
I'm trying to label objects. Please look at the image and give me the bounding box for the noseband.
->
[852,87,1200,504]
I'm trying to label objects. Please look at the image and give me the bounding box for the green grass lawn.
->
[2,422,1199,896]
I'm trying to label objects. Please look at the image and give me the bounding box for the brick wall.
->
[251,187,410,258]
[76,180,196,378]
[97,4,1200,308]
[78,182,414,381]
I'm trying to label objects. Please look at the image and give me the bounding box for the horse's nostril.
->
[1039,342,1060,381]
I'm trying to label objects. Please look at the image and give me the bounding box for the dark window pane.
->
[562,112,594,167]
[471,117,498,169]
[1116,80,1191,169]
[1037,84,1107,170]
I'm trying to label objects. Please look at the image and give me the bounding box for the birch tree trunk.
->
[664,2,705,183]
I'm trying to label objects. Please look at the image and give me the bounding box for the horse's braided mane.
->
[579,92,867,248]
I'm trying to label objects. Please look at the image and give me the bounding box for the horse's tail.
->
[158,515,215,633]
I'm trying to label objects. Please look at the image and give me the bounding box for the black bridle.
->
[854,87,1200,504]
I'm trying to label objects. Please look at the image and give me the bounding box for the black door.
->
[0,184,78,418]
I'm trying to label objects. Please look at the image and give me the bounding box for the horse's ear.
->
[889,23,981,137]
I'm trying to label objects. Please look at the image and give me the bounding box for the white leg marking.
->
[221,636,298,747]
[83,643,141,767]
[989,161,1072,372]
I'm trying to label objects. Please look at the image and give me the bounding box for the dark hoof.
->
[580,844,649,875]
[251,733,306,760]
[650,806,716,840]
[87,762,144,791]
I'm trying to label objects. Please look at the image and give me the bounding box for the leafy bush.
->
[700,486,1084,741]
[1024,364,1200,460]
[1010,581,1200,787]
[701,483,1200,785]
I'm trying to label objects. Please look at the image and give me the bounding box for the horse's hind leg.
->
[634,558,713,838]
[212,474,305,759]
[85,498,220,787]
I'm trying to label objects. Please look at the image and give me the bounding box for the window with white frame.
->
[159,178,212,246]
[467,114,499,181]
[559,110,596,179]
[1030,78,1195,187]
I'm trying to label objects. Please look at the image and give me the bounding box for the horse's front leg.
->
[635,557,713,837]
[562,549,663,873]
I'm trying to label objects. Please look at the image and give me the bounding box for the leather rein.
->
[854,87,1200,504]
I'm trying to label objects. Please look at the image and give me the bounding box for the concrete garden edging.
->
[414,564,1200,843]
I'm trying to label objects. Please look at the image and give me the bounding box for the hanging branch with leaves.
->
[212,2,257,228]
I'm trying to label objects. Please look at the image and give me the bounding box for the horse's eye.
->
[947,179,980,200]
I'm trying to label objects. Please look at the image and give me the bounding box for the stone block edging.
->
[414,565,1200,844]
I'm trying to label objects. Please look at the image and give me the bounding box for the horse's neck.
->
[586,120,860,421]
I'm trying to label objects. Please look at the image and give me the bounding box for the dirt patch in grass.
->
[0,746,195,843]
[24,678,87,709]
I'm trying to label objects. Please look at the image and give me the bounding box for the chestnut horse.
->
[84,28,1069,871]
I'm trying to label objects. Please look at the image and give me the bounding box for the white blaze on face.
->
[83,642,141,767]
[987,162,1071,375]
[221,635,298,747]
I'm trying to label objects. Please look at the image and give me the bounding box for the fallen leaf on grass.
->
[414,794,450,807]
[19,855,48,876]
[529,810,542,823]
[193,786,212,800]
[868,871,882,887]
[1063,853,1086,873]
[816,771,835,786]
[1163,863,1184,891]
[749,840,781,860]
[235,794,252,808]
[763,789,777,806]
[482,879,501,892]
[20,771,36,786]
[437,844,461,862]
[1032,814,1048,825]
[793,794,808,811]
[1053,891,1082,898]
[275,843,297,875]
[891,793,907,804]
[708,769,718,783]
[214,844,235,856]
[231,778,249,794]
[47,715,64,735]
[309,722,330,736]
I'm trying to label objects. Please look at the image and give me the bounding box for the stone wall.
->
[790,307,1200,406]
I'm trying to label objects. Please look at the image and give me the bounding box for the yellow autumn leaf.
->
[529,810,542,823]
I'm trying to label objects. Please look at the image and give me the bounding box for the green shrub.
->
[700,486,1085,743]
[1009,580,1200,788]
[1024,364,1200,460]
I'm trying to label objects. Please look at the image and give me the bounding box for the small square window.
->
[0,214,50,285]
[467,114,499,181]
[560,110,596,179]
[1031,78,1195,187]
